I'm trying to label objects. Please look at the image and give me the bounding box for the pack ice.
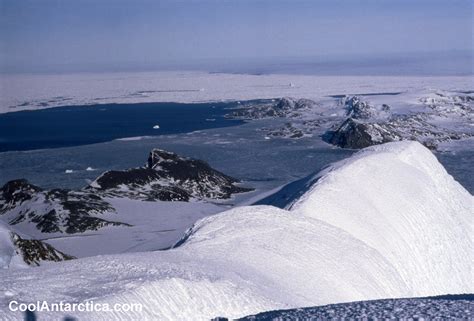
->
[0,141,472,320]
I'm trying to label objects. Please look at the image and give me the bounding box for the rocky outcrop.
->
[1,149,253,236]
[89,149,253,201]
[0,179,127,234]
[324,114,470,150]
[324,118,399,149]
[11,232,75,266]
[325,95,471,150]
[226,97,317,119]
[343,96,384,119]
[261,122,305,139]
[420,92,474,118]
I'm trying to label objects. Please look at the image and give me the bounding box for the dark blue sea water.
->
[0,102,244,152]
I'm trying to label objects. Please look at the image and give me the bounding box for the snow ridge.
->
[290,141,473,296]
[0,141,472,320]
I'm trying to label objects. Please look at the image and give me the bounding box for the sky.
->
[0,0,472,74]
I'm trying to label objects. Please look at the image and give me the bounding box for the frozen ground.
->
[0,142,471,320]
[237,294,474,320]
[0,71,472,113]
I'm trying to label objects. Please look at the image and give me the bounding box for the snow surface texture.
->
[0,71,472,114]
[237,294,474,320]
[290,141,473,296]
[0,222,24,269]
[0,141,472,320]
[0,148,251,258]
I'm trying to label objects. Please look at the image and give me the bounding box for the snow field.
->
[1,141,472,320]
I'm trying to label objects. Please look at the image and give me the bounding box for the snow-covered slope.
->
[0,206,408,320]
[0,149,250,256]
[0,222,74,269]
[290,141,473,296]
[0,179,127,236]
[0,223,23,269]
[0,141,471,320]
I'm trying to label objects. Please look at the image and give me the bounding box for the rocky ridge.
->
[11,232,75,266]
[226,91,473,149]
[324,94,472,149]
[88,149,253,201]
[1,149,252,236]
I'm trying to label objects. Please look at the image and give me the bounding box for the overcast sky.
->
[0,0,472,73]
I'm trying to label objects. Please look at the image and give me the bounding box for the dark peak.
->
[1,179,42,204]
[295,98,317,108]
[342,96,379,120]
[147,148,227,182]
[148,149,186,169]
[324,118,396,149]
[276,97,314,111]
[2,179,41,194]
[342,96,361,104]
[91,168,161,191]
[91,148,253,201]
[1,179,124,235]
[226,97,316,120]
[275,97,296,110]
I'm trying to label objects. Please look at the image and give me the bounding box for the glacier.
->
[0,141,472,320]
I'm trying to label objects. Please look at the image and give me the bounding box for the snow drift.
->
[290,141,473,296]
[0,141,472,320]
[0,207,409,320]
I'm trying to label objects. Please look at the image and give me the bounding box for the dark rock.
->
[1,179,41,206]
[226,97,316,120]
[343,96,381,119]
[1,149,252,236]
[262,122,305,139]
[11,232,75,266]
[0,180,128,234]
[324,106,471,150]
[324,118,397,149]
[89,149,253,201]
